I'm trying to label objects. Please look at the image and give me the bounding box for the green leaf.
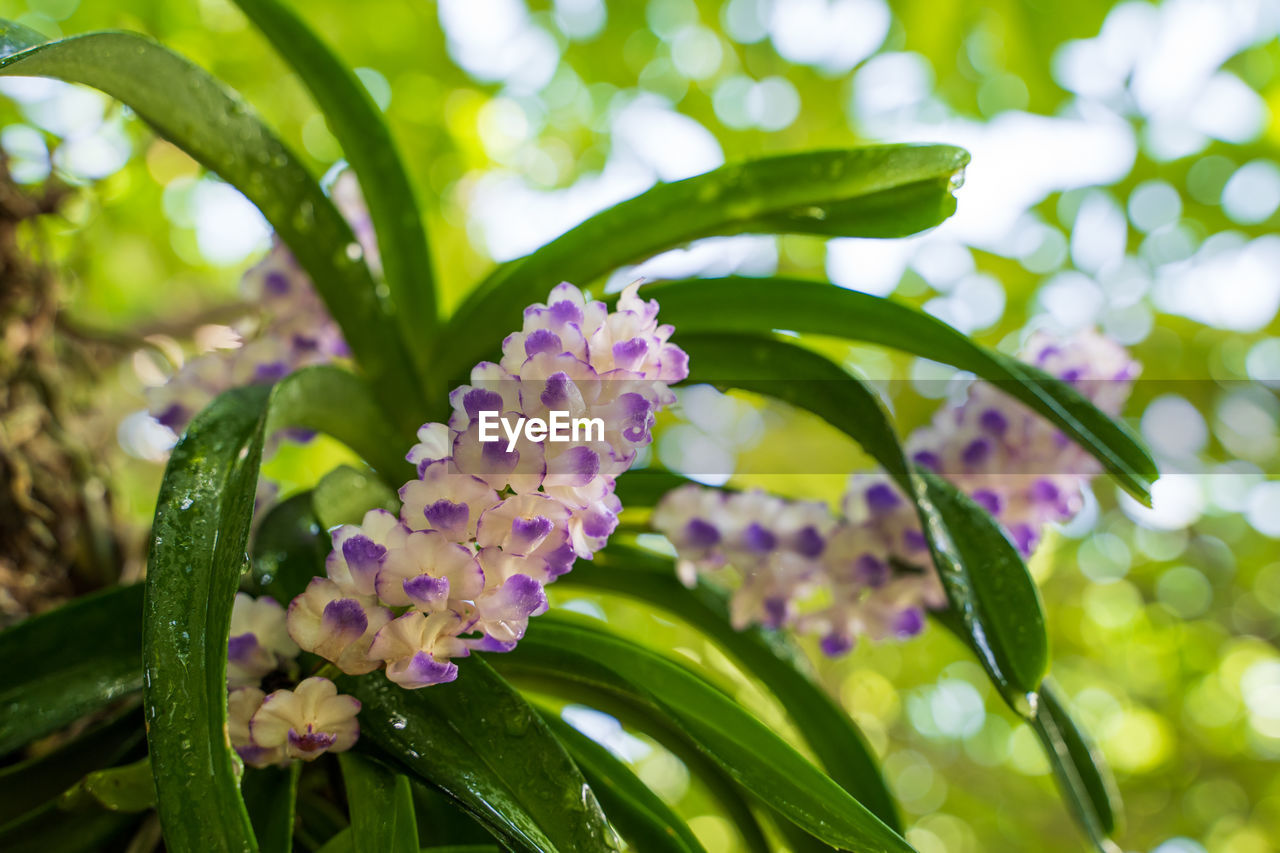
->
[243,764,301,853]
[496,615,916,853]
[612,470,696,516]
[251,492,329,603]
[313,464,400,529]
[338,655,615,853]
[0,583,143,756]
[437,145,968,384]
[267,366,413,484]
[315,827,355,853]
[678,332,1049,705]
[409,779,505,848]
[0,800,137,852]
[338,754,420,853]
[930,611,1121,850]
[142,384,272,853]
[503,663,770,853]
[648,276,1156,504]
[60,757,156,813]
[1031,681,1123,851]
[538,710,707,853]
[0,22,424,429]
[228,0,439,378]
[0,707,143,826]
[566,545,901,832]
[917,469,1049,709]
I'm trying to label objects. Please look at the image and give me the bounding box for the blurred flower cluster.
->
[225,593,360,768]
[654,329,1138,655]
[287,282,689,688]
[144,172,371,439]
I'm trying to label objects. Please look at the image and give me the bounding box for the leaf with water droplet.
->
[339,657,616,853]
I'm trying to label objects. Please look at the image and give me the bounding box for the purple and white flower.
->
[229,686,284,768]
[287,578,391,675]
[249,677,361,761]
[227,593,299,688]
[286,281,688,689]
[652,329,1137,656]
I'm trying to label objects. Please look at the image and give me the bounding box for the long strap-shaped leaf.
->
[538,711,707,853]
[227,0,439,383]
[250,492,330,603]
[338,754,420,853]
[143,384,271,852]
[0,583,143,757]
[1032,682,1123,852]
[648,277,1156,504]
[339,657,615,853]
[266,366,409,483]
[139,367,406,851]
[444,662,773,853]
[498,615,917,853]
[242,765,302,853]
[929,609,1121,852]
[0,22,425,430]
[436,145,968,385]
[0,707,142,827]
[679,332,1049,707]
[565,545,901,832]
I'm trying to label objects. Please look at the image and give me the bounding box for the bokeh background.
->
[1,0,1278,851]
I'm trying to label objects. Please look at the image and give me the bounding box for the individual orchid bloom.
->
[511,354,597,415]
[774,499,836,559]
[466,574,549,652]
[476,493,576,578]
[447,362,524,432]
[250,677,361,761]
[227,594,300,688]
[399,460,499,541]
[652,484,731,580]
[451,421,547,494]
[406,422,452,477]
[841,476,932,560]
[368,610,473,689]
[585,284,668,375]
[821,524,895,590]
[374,529,485,610]
[593,391,657,458]
[324,509,406,597]
[566,493,621,558]
[499,282,600,372]
[717,490,792,567]
[729,552,820,631]
[287,578,391,675]
[228,686,285,769]
[541,441,615,508]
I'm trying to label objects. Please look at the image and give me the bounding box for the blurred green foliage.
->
[1,0,1278,851]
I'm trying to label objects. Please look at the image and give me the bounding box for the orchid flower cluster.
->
[145,172,373,438]
[284,282,689,688]
[653,329,1139,656]
[225,593,361,768]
